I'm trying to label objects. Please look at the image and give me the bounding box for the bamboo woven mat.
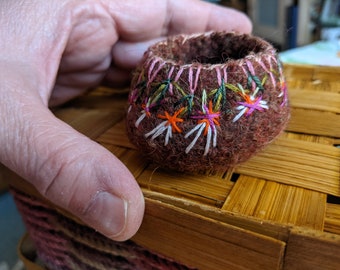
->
[6,64,340,269]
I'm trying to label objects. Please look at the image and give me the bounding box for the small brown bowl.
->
[126,32,290,172]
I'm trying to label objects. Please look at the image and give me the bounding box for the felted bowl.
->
[126,32,290,173]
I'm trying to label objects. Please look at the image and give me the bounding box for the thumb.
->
[0,64,144,241]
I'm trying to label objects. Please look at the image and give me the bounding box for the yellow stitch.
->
[151,92,162,104]
[225,83,240,92]
[270,68,278,76]
[173,82,186,96]
[215,94,222,111]
[209,88,218,96]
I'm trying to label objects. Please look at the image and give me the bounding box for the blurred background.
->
[209,0,340,50]
[208,0,340,65]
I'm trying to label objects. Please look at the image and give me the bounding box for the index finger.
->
[108,0,252,42]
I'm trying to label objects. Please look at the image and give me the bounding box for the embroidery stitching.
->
[232,84,269,122]
[145,107,185,146]
[185,93,220,156]
[129,56,286,156]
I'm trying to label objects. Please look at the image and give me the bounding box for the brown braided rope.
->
[12,188,195,270]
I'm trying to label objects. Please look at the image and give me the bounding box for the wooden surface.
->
[5,64,340,269]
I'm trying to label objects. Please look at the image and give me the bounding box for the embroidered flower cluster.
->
[128,55,287,156]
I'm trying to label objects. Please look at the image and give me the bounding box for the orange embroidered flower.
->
[145,107,185,146]
[157,107,185,133]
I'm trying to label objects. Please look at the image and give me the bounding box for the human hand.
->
[0,0,251,241]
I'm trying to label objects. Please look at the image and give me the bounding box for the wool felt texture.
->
[126,32,290,172]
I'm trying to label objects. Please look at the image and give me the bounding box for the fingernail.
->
[83,191,127,238]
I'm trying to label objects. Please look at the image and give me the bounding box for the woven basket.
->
[5,64,340,269]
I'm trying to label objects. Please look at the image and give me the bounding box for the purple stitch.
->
[191,105,220,133]
[238,96,265,116]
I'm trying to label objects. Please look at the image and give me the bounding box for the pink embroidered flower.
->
[233,85,268,122]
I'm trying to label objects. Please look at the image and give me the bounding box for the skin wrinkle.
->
[40,143,112,218]
[50,2,118,105]
[34,136,82,195]
[23,108,81,178]
[0,66,44,171]
[107,0,168,41]
[53,68,126,104]
[59,161,92,215]
[55,68,106,88]
[49,85,87,107]
[34,125,127,218]
[2,118,30,171]
[53,59,112,105]
[59,51,112,73]
[1,2,70,101]
[63,9,116,65]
